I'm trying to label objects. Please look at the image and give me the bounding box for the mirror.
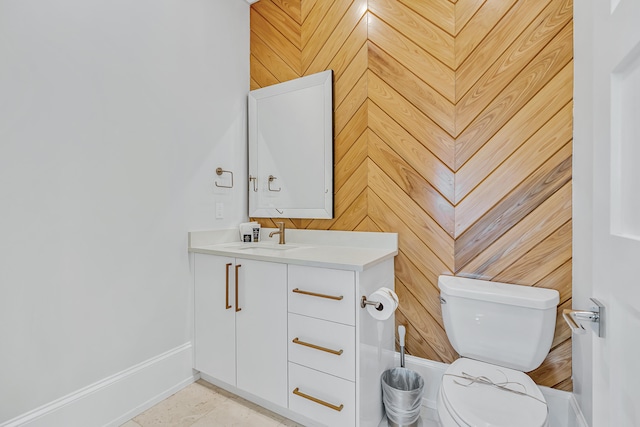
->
[248,70,333,219]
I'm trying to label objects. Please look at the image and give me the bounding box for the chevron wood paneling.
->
[250,0,573,390]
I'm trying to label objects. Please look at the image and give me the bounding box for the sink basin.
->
[236,244,298,251]
[223,243,301,252]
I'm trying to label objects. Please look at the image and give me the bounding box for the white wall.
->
[0,0,249,422]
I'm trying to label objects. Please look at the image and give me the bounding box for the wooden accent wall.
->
[250,0,573,390]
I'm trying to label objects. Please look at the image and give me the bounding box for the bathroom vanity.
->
[188,229,398,427]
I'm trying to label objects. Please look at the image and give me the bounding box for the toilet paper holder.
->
[360,296,384,311]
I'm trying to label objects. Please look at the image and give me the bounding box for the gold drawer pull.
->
[292,338,343,356]
[292,288,343,301]
[292,388,344,412]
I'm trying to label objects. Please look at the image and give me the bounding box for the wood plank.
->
[395,280,458,361]
[308,160,368,230]
[355,217,378,232]
[368,131,455,239]
[251,8,301,74]
[335,42,367,109]
[322,10,368,81]
[395,253,446,329]
[368,158,455,269]
[368,42,455,135]
[300,0,318,22]
[329,188,368,230]
[266,0,302,25]
[334,71,367,136]
[335,102,367,164]
[368,101,454,203]
[455,103,573,233]
[455,0,518,68]
[458,181,572,277]
[252,0,302,49]
[535,259,572,304]
[368,13,455,102]
[455,142,571,238]
[368,0,455,68]
[553,377,573,392]
[368,188,453,288]
[493,220,572,285]
[529,340,572,388]
[455,0,572,129]
[304,0,366,74]
[455,65,573,202]
[335,130,367,192]
[250,77,260,91]
[250,53,280,88]
[455,0,559,99]
[301,0,340,51]
[368,72,455,169]
[455,0,486,34]
[455,23,573,168]
[251,31,300,83]
[396,310,445,361]
[398,0,455,36]
[335,160,368,217]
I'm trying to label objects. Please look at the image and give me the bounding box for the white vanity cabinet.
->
[189,228,398,427]
[193,253,288,408]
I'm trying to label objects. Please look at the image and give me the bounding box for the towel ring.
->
[215,168,233,188]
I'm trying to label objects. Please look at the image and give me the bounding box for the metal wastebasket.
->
[382,326,424,427]
[381,367,424,427]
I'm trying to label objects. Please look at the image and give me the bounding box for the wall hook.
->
[215,168,233,188]
[268,175,281,192]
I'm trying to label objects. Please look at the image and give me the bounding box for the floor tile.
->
[133,381,229,426]
[191,397,282,427]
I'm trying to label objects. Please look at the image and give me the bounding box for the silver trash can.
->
[381,367,424,427]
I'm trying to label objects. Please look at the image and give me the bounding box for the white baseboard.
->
[570,394,589,427]
[1,343,197,427]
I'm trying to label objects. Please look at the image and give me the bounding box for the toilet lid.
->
[441,358,548,427]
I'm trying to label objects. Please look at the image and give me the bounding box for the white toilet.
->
[436,275,559,427]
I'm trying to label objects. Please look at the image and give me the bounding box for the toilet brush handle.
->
[398,325,406,347]
[398,325,406,368]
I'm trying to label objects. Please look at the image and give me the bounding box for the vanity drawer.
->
[288,265,355,325]
[288,362,355,427]
[288,313,355,381]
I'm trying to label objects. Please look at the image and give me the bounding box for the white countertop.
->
[188,228,398,271]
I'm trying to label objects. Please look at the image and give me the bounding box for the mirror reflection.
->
[248,70,334,219]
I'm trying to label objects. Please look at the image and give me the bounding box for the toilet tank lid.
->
[438,275,559,309]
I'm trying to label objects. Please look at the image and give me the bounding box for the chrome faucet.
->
[269,222,286,245]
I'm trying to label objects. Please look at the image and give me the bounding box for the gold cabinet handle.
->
[292,288,343,301]
[292,338,343,355]
[235,264,242,312]
[292,388,343,412]
[224,263,232,310]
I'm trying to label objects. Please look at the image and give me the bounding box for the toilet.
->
[436,275,559,427]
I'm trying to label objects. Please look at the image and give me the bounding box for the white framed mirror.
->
[248,70,333,219]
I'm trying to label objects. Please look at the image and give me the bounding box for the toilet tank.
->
[438,275,559,372]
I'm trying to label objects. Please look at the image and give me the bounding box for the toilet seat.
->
[439,358,548,427]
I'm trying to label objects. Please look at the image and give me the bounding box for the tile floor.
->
[121,380,441,427]
[120,380,303,427]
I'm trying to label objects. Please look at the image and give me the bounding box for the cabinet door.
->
[236,259,288,407]
[194,253,236,385]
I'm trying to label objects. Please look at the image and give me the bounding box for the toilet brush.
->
[399,325,406,368]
